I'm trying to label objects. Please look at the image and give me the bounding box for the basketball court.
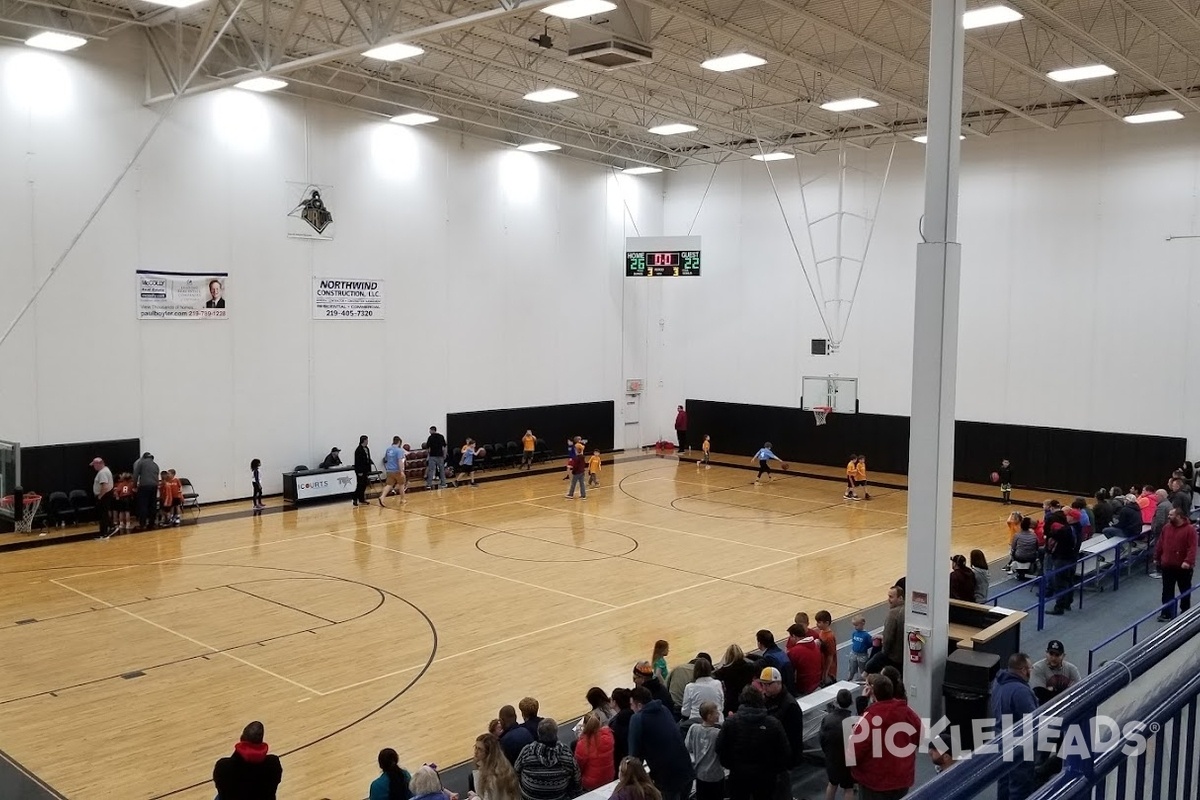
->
[0,457,1037,799]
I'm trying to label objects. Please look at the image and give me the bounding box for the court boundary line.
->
[49,578,324,696]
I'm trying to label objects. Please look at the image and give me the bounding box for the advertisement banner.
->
[312,278,385,320]
[295,469,357,500]
[137,270,228,319]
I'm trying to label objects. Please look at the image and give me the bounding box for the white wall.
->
[0,36,660,500]
[657,120,1200,449]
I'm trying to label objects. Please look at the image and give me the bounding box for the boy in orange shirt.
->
[855,455,871,501]
[696,434,711,470]
[157,470,173,527]
[521,430,536,471]
[587,449,602,487]
[165,469,184,525]
[844,454,859,501]
[814,610,839,685]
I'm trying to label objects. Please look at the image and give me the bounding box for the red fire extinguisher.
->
[908,630,925,663]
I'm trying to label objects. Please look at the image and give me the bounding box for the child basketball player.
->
[997,459,1013,504]
[521,430,536,470]
[587,449,602,486]
[856,456,870,500]
[697,435,711,470]
[844,454,859,500]
[110,472,136,536]
[751,443,784,484]
[454,439,478,487]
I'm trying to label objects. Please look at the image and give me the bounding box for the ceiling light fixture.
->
[140,0,205,7]
[1123,110,1184,124]
[24,31,87,51]
[750,152,795,161]
[622,166,663,175]
[912,134,966,143]
[363,43,424,61]
[819,97,879,112]
[1046,64,1115,82]
[647,123,698,135]
[517,142,562,152]
[390,112,438,125]
[701,53,766,72]
[962,5,1023,30]
[524,88,579,103]
[541,0,617,19]
[235,77,288,92]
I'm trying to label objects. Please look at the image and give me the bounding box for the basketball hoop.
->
[1,492,43,533]
[813,406,832,426]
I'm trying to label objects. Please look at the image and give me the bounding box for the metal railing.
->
[1086,584,1200,673]
[907,608,1200,799]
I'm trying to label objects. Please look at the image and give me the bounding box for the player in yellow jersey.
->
[521,429,536,470]
[697,434,711,470]
[855,455,870,500]
[587,450,602,486]
[844,454,860,501]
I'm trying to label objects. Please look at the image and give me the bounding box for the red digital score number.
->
[650,252,679,267]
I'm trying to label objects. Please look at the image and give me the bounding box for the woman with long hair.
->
[713,643,755,716]
[469,734,519,800]
[880,665,908,702]
[574,712,616,790]
[969,549,991,603]
[610,757,662,800]
[369,748,412,800]
[573,687,615,735]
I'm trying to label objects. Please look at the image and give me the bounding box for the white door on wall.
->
[624,394,641,450]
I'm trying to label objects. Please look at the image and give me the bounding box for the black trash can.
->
[942,649,1001,752]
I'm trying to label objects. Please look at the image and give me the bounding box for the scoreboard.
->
[625,236,702,278]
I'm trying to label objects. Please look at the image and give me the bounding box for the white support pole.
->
[904,0,965,721]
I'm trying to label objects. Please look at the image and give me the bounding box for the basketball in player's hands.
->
[782,463,790,471]
[990,471,1000,483]
[476,448,487,458]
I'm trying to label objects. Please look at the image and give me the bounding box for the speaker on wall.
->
[811,339,829,355]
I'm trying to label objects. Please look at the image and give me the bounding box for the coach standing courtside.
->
[674,405,688,452]
[425,426,448,490]
[353,435,372,506]
[132,451,160,530]
[91,457,113,537]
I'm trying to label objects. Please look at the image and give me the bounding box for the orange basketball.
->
[990,471,1000,483]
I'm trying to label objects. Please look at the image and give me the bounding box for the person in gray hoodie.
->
[132,451,160,530]
[1009,517,1041,581]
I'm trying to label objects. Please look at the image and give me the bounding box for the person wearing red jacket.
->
[1155,506,1197,622]
[785,624,824,695]
[573,712,615,790]
[848,675,921,800]
[674,405,689,452]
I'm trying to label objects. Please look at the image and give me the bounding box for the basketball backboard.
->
[801,376,858,413]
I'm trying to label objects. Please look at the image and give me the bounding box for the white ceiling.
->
[3,0,1199,167]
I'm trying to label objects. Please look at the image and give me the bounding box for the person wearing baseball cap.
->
[319,447,342,469]
[756,666,804,770]
[1030,640,1081,705]
[633,661,678,717]
[91,457,113,538]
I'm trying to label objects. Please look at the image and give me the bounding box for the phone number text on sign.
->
[312,278,385,320]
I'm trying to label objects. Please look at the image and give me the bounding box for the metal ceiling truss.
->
[2,0,1198,168]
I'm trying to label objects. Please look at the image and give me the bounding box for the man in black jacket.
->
[212,721,282,800]
[425,426,448,489]
[819,690,855,799]
[353,435,372,506]
[629,687,695,800]
[497,704,534,764]
[1045,516,1079,615]
[716,686,791,800]
[758,667,805,768]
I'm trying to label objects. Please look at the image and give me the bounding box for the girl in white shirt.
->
[681,658,724,719]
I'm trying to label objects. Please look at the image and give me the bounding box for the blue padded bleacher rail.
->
[908,607,1200,799]
[1086,584,1200,673]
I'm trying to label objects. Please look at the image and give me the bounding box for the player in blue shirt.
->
[454,439,478,487]
[379,436,406,505]
[750,442,785,484]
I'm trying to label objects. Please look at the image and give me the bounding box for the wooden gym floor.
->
[0,454,1043,800]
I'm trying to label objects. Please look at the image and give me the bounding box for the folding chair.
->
[179,478,201,522]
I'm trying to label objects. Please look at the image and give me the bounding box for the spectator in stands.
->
[212,721,282,800]
[610,757,661,800]
[1152,489,1173,540]
[1138,486,1157,530]
[848,616,872,681]
[574,688,615,734]
[513,719,580,800]
[716,686,791,800]
[785,624,823,695]
[574,713,615,791]
[628,687,695,800]
[132,451,160,530]
[609,688,634,772]
[1155,506,1197,622]
[755,667,804,769]
[752,629,795,692]
[813,611,838,684]
[970,550,991,603]
[928,741,956,774]
[1070,498,1093,540]
[819,689,855,800]
[848,675,920,800]
[319,447,342,469]
[666,652,712,707]
[684,701,724,800]
[1169,477,1193,511]
[949,555,977,602]
[470,734,519,800]
[498,705,534,764]
[714,644,755,717]
[409,766,454,800]
[880,665,907,702]
[864,585,905,676]
[1030,640,1080,705]
[370,747,411,800]
[1010,517,1041,580]
[1109,495,1143,539]
[991,654,1038,800]
[632,662,677,717]
[519,698,542,739]
[680,658,723,720]
[1091,489,1113,535]
[1044,517,1079,616]
[793,611,818,638]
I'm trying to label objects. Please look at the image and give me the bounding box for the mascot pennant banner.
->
[137,270,229,319]
[286,182,335,239]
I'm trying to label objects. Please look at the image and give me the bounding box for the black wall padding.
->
[686,399,1185,495]
[447,401,615,454]
[19,438,142,497]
